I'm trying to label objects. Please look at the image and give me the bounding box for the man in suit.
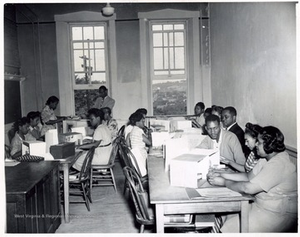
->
[221,106,249,155]
[198,114,245,165]
[93,86,115,111]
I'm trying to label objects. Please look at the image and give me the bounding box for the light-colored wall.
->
[210,2,297,148]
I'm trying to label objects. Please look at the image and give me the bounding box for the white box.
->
[22,141,46,157]
[170,153,210,188]
[151,131,170,148]
[170,120,192,132]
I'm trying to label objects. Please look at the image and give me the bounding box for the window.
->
[139,9,202,116]
[151,21,187,115]
[70,24,108,115]
[55,11,116,117]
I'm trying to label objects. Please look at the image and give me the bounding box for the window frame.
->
[55,11,117,116]
[138,9,202,116]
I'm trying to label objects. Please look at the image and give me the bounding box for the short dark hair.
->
[46,96,59,105]
[130,112,144,125]
[13,117,29,132]
[99,86,108,92]
[135,108,147,116]
[88,108,104,121]
[245,123,262,139]
[205,114,220,125]
[223,106,237,116]
[195,102,205,110]
[260,126,286,154]
[27,111,41,121]
[101,107,111,115]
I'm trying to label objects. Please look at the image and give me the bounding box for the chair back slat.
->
[79,146,95,181]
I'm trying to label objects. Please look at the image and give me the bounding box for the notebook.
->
[195,214,215,227]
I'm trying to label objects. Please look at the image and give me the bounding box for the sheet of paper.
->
[195,187,242,197]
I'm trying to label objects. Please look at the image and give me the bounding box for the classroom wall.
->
[210,2,297,148]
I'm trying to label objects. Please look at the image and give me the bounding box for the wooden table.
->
[56,151,82,223]
[147,156,254,233]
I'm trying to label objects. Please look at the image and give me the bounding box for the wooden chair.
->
[90,137,119,193]
[123,166,154,233]
[123,166,214,233]
[67,146,95,211]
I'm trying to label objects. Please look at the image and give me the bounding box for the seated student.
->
[101,107,118,141]
[10,117,36,159]
[222,106,249,154]
[72,108,112,171]
[220,123,263,172]
[197,114,245,166]
[211,105,224,119]
[201,107,212,135]
[27,111,44,140]
[40,96,63,136]
[129,112,152,177]
[207,126,297,233]
[191,102,205,128]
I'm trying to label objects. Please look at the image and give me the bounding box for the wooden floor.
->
[55,160,145,233]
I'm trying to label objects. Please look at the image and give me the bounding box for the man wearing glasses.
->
[198,114,245,167]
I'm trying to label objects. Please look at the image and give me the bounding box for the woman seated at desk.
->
[72,108,112,171]
[10,117,36,159]
[207,126,297,232]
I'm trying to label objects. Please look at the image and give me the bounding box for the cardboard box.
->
[58,132,83,145]
[170,153,210,188]
[50,142,75,159]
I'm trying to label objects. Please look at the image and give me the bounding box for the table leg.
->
[155,204,164,233]
[63,164,70,223]
[240,200,250,232]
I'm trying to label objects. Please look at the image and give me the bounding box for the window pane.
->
[154,71,168,76]
[152,24,162,31]
[83,27,93,40]
[91,72,106,84]
[74,50,84,71]
[153,79,187,115]
[174,32,184,46]
[153,48,163,70]
[72,27,82,40]
[73,42,83,50]
[170,70,185,75]
[174,47,185,69]
[174,24,184,30]
[163,48,169,69]
[169,32,174,46]
[95,49,105,71]
[153,33,162,47]
[94,26,104,40]
[75,73,89,85]
[74,89,98,116]
[95,42,104,49]
[163,24,173,30]
[169,48,174,69]
[163,33,168,46]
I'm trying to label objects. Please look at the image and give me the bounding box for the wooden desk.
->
[6,161,61,233]
[56,151,82,223]
[147,157,254,233]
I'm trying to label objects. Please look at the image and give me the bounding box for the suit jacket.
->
[198,129,245,165]
[94,95,115,110]
[229,123,250,155]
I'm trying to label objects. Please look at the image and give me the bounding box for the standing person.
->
[197,114,245,166]
[220,123,263,172]
[73,108,112,171]
[40,96,62,135]
[129,112,152,177]
[207,126,297,233]
[222,106,249,154]
[101,107,118,141]
[10,117,36,159]
[93,86,115,110]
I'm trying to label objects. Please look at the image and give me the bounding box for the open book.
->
[186,187,242,199]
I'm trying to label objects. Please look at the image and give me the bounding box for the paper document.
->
[186,187,242,199]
